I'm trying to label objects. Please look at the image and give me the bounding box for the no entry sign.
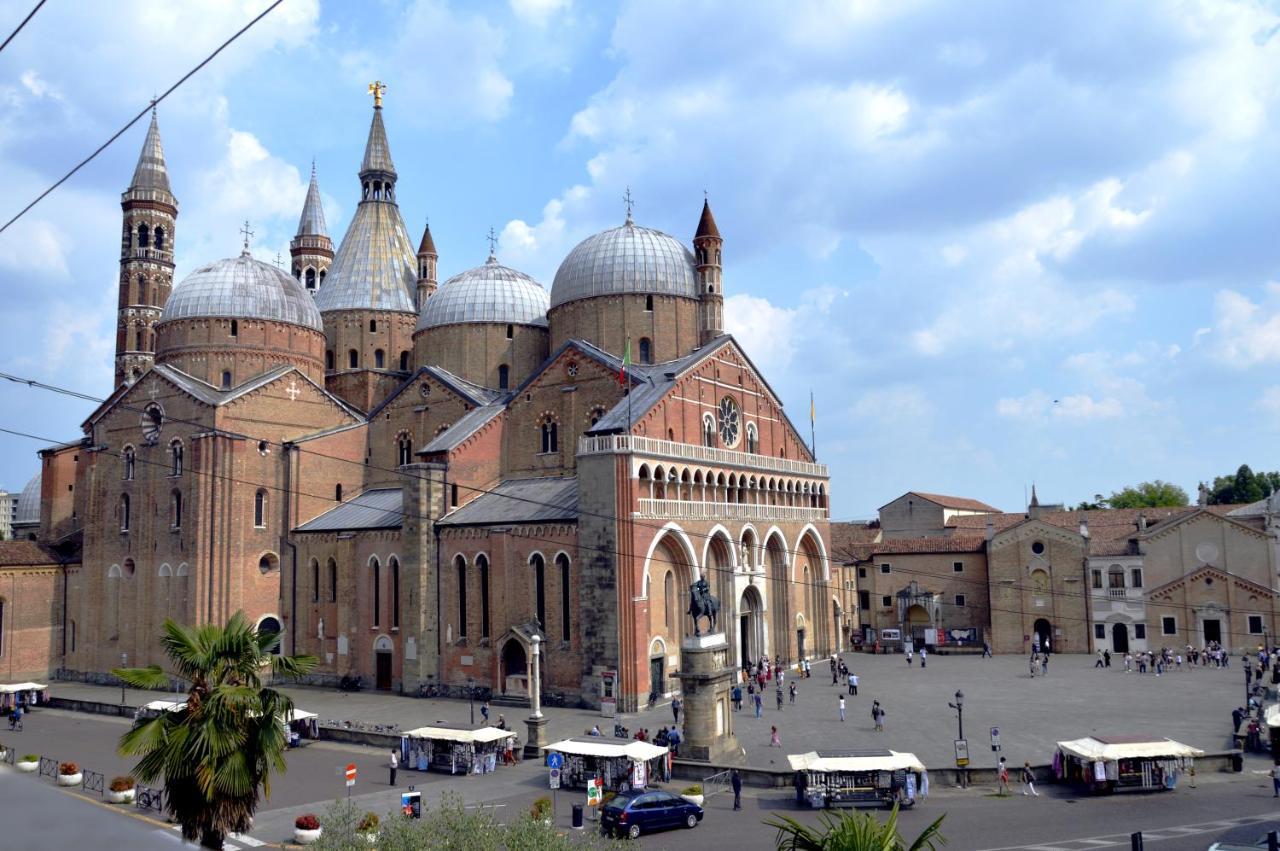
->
[345,763,357,786]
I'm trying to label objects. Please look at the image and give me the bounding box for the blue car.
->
[600,789,704,840]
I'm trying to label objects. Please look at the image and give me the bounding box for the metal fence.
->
[702,769,733,798]
[38,756,58,781]
[82,769,105,796]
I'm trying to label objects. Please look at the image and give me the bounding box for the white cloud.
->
[0,218,72,278]
[996,390,1052,421]
[1203,286,1280,367]
[850,385,932,422]
[725,293,800,374]
[509,0,571,26]
[995,390,1123,422]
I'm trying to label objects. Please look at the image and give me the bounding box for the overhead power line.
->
[0,0,47,56]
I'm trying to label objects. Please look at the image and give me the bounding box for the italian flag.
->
[618,337,631,386]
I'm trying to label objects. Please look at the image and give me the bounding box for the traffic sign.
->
[954,739,970,767]
[547,752,564,769]
[586,777,603,806]
[990,726,1001,751]
[345,763,357,787]
[549,768,561,790]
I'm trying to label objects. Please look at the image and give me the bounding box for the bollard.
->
[1130,831,1143,851]
[1268,830,1278,851]
[572,803,584,830]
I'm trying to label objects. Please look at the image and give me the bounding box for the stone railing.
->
[637,498,827,523]
[578,434,827,478]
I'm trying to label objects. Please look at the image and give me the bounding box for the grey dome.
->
[13,471,40,527]
[417,256,549,332]
[550,221,698,309]
[161,252,323,332]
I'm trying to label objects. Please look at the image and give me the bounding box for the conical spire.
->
[1030,483,1040,508]
[695,198,720,239]
[130,109,172,195]
[418,220,436,256]
[359,104,396,178]
[296,162,328,238]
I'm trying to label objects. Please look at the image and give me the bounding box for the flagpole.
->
[810,390,816,460]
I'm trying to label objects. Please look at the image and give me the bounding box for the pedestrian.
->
[389,748,398,786]
[770,725,781,747]
[1021,762,1039,796]
[905,646,913,666]
[754,692,763,719]
[848,672,858,695]
[838,695,846,722]
[871,700,884,732]
[1095,650,1105,669]
[672,696,682,724]
[1271,764,1280,798]
[732,684,743,712]
[1041,652,1048,675]
[1233,706,1246,733]
[831,663,839,685]
[804,659,812,679]
[982,641,992,658]
[920,647,927,669]
[497,714,506,730]
[1104,649,1111,668]
[997,757,1010,795]
[789,682,797,705]
[776,682,784,711]
[480,700,490,723]
[731,768,743,810]
[1029,653,1037,678]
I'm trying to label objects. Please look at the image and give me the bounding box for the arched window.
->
[498,364,509,390]
[335,484,343,502]
[455,555,467,637]
[399,350,410,371]
[477,554,490,638]
[702,414,716,448]
[1108,566,1125,589]
[135,329,145,351]
[639,337,652,364]
[540,416,558,454]
[746,423,758,454]
[230,319,238,337]
[370,319,378,332]
[221,370,232,389]
[154,226,165,251]
[134,275,145,304]
[397,434,412,466]
[371,557,381,627]
[305,268,316,290]
[531,553,546,628]
[557,553,571,642]
[123,446,135,480]
[506,324,514,340]
[258,553,279,574]
[0,597,5,656]
[325,350,334,370]
[328,557,337,602]
[69,618,75,653]
[375,349,385,369]
[171,490,182,528]
[120,494,131,531]
[391,556,400,628]
[348,349,358,368]
[319,269,326,285]
[310,558,320,603]
[254,489,267,527]
[137,223,149,248]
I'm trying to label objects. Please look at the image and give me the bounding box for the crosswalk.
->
[155,825,265,848]
[981,813,1276,850]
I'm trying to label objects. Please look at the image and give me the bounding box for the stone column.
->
[524,635,549,758]
[674,633,741,763]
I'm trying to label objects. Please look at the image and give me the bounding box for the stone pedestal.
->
[674,633,741,763]
[524,714,549,760]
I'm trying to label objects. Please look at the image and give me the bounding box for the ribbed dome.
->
[161,252,323,332]
[13,471,40,527]
[550,221,698,309]
[417,256,549,331]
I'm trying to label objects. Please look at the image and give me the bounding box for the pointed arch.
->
[641,522,701,597]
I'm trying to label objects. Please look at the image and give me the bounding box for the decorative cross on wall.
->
[286,379,301,401]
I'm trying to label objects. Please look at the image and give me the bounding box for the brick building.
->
[3,90,835,712]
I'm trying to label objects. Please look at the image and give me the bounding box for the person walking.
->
[996,757,1010,795]
[871,700,884,732]
[982,640,992,658]
[788,682,797,705]
[1271,764,1280,798]
[920,647,927,669]
[672,696,682,725]
[776,681,784,711]
[389,748,399,786]
[838,695,846,722]
[731,768,743,810]
[905,646,913,666]
[1095,650,1105,669]
[480,700,490,724]
[754,692,763,719]
[769,725,781,747]
[732,684,743,712]
[848,672,858,695]
[1021,762,1039,796]
[1104,649,1111,668]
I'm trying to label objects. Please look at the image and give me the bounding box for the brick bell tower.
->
[116,107,178,387]
[694,197,723,345]
[290,161,334,295]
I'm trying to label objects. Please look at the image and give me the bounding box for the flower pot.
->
[107,788,136,804]
[58,772,83,786]
[294,827,322,845]
[16,760,38,773]
[680,794,704,807]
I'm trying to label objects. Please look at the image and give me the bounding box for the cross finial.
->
[151,95,158,118]
[368,80,386,108]
[240,220,254,254]
[623,186,634,224]
[486,226,498,260]
[274,251,284,268]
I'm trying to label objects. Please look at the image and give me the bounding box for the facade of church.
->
[1,98,835,711]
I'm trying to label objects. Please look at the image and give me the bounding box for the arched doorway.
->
[646,529,698,696]
[256,615,282,655]
[373,635,393,690]
[765,532,790,662]
[739,586,765,668]
[501,639,528,696]
[906,604,931,650]
[1033,618,1052,651]
[649,638,667,703]
[1111,622,1129,653]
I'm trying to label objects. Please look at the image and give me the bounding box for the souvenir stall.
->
[135,699,184,720]
[1266,704,1280,760]
[541,738,669,792]
[789,749,927,809]
[0,682,48,714]
[399,725,516,775]
[283,708,319,747]
[1054,736,1202,793]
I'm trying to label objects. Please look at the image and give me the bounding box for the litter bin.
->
[572,803,584,829]
[1231,752,1244,773]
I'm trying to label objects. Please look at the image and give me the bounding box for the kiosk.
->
[789,749,926,809]
[0,682,47,714]
[399,724,517,775]
[542,738,669,792]
[135,699,184,720]
[1053,736,1202,793]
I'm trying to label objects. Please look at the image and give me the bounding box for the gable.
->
[217,369,361,441]
[1141,508,1270,545]
[1146,564,1275,601]
[989,517,1083,551]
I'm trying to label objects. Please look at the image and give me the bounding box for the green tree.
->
[114,613,317,849]
[1104,480,1188,509]
[1206,464,1280,505]
[765,805,945,851]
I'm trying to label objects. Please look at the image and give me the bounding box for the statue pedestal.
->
[674,633,741,763]
[523,714,548,760]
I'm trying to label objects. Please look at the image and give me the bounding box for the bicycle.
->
[7,715,22,732]
[418,682,440,699]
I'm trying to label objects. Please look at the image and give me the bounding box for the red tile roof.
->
[0,540,66,567]
[844,536,987,561]
[907,491,1001,512]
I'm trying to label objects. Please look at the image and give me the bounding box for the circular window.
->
[566,362,579,378]
[418,382,431,398]
[1195,542,1219,565]
[718,396,741,447]
[258,553,280,574]
[1205,577,1213,586]
[1031,541,1045,555]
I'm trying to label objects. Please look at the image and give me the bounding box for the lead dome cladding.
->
[13,471,41,526]
[161,252,323,332]
[549,221,698,309]
[418,257,549,331]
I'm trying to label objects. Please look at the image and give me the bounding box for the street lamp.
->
[468,676,475,726]
[948,689,964,740]
[948,689,967,788]
[120,653,128,706]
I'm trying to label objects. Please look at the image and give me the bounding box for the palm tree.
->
[765,805,946,851]
[114,612,317,849]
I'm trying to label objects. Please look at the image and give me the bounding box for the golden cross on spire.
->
[368,80,386,108]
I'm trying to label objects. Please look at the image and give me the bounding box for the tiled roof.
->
[295,488,403,533]
[419,403,505,454]
[438,477,577,527]
[867,536,987,556]
[0,540,67,567]
[829,521,881,557]
[903,491,1001,512]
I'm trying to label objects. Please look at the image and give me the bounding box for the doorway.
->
[501,640,528,695]
[796,629,806,660]
[1203,619,1222,645]
[738,586,764,667]
[1111,622,1129,653]
[375,651,392,690]
[1033,619,1052,651]
[906,604,931,649]
[649,656,664,701]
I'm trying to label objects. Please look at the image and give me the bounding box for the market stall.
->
[135,699,184,720]
[789,749,926,809]
[542,738,669,792]
[399,724,516,775]
[283,708,319,746]
[0,682,48,713]
[1054,736,1202,793]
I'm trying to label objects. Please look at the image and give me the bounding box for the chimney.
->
[1138,512,1147,532]
[985,517,995,542]
[1079,518,1089,538]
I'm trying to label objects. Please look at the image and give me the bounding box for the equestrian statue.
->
[688,577,721,636]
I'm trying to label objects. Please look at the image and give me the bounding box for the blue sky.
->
[0,0,1278,519]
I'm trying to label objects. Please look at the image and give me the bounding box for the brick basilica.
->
[0,94,835,711]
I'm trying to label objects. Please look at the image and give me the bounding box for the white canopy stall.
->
[0,681,48,713]
[788,749,927,809]
[1054,736,1203,793]
[542,738,669,792]
[135,699,185,720]
[400,724,517,775]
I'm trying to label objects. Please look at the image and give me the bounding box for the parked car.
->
[600,789,703,839]
[1207,822,1280,850]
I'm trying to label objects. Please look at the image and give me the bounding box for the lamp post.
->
[120,653,128,706]
[468,676,475,726]
[948,689,967,788]
[949,689,964,740]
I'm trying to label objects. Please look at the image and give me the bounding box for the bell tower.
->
[416,220,437,310]
[290,162,334,295]
[694,197,723,345]
[116,108,177,387]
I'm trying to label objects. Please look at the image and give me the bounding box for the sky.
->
[0,0,1277,520]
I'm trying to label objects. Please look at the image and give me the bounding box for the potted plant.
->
[680,784,704,807]
[356,811,379,843]
[107,775,136,804]
[16,753,39,773]
[294,813,321,845]
[57,761,83,786]
[531,796,553,825]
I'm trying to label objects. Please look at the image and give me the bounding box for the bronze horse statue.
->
[688,577,720,636]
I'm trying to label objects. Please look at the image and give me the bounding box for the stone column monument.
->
[524,634,549,759]
[674,578,741,763]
